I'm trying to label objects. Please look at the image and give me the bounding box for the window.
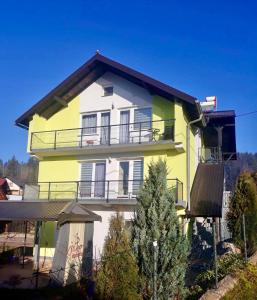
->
[82,114,97,134]
[119,161,129,195]
[80,162,106,198]
[103,86,113,96]
[134,108,152,130]
[132,160,143,195]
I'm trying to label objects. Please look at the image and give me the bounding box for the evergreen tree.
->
[96,213,141,300]
[132,159,189,299]
[4,155,20,179]
[227,171,257,255]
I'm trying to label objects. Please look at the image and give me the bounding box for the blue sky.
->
[0,0,257,162]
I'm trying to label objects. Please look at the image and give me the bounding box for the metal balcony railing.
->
[36,178,183,203]
[198,147,236,163]
[30,119,175,151]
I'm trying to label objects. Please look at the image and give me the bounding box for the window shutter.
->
[80,163,93,197]
[134,108,152,130]
[82,114,97,134]
[133,160,143,194]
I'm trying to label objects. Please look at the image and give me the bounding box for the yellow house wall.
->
[147,98,198,209]
[38,156,79,182]
[27,96,80,152]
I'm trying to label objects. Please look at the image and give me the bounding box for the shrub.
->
[187,254,244,300]
[95,213,141,300]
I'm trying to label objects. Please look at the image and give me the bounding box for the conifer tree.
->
[132,159,189,299]
[227,171,257,255]
[95,213,141,300]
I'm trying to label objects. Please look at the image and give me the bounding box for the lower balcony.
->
[31,179,185,207]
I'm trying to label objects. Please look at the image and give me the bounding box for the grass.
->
[222,264,257,300]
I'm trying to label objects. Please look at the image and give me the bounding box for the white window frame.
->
[79,159,107,198]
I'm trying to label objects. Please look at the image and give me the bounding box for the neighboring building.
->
[15,53,236,262]
[0,178,8,200]
[5,177,23,200]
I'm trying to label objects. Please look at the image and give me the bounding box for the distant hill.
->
[225,153,257,191]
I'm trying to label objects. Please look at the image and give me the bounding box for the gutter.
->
[186,101,206,212]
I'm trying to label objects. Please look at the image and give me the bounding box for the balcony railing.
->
[36,178,183,203]
[198,147,236,163]
[30,119,175,151]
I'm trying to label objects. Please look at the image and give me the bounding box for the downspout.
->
[186,101,205,212]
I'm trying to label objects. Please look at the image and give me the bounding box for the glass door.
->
[118,162,129,195]
[94,162,106,197]
[119,110,130,144]
[80,163,93,197]
[100,112,110,145]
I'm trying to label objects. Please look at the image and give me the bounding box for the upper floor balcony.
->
[30,119,177,156]
[198,146,236,163]
[27,178,185,207]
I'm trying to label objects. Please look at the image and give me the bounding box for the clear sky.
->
[0,0,257,162]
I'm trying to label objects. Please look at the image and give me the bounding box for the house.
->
[0,178,8,200]
[12,53,236,281]
[5,177,23,200]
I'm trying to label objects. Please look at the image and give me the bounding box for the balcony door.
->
[80,162,106,198]
[100,112,110,145]
[118,161,129,195]
[119,110,130,144]
[80,162,93,197]
[94,162,106,197]
[118,160,143,197]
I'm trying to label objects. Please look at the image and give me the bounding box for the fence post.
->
[212,218,218,289]
[242,213,248,262]
[153,241,158,300]
[22,221,28,269]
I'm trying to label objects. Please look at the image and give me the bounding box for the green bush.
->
[187,254,244,300]
[227,171,257,256]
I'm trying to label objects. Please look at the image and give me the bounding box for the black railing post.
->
[176,180,178,203]
[76,181,79,201]
[54,130,57,149]
[80,128,83,148]
[48,182,51,200]
[108,125,111,145]
[107,181,110,203]
[139,122,142,144]
[30,132,33,151]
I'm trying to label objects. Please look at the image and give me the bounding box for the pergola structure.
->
[0,200,101,286]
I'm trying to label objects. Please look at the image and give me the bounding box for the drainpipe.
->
[186,101,205,212]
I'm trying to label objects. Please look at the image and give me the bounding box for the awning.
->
[0,200,101,222]
[188,163,224,218]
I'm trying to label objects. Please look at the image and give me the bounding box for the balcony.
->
[198,147,236,163]
[32,178,184,207]
[30,119,177,156]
